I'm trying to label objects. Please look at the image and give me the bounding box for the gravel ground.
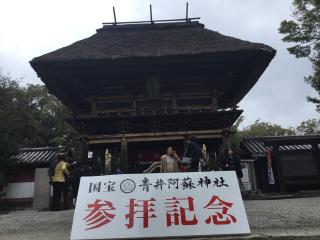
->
[0,197,320,240]
[245,197,320,237]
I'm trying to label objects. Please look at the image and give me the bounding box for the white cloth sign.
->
[266,149,275,184]
[70,171,250,239]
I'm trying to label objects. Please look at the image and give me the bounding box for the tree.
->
[0,70,78,187]
[23,84,78,147]
[296,118,320,134]
[229,118,296,153]
[229,116,245,148]
[279,0,320,111]
[0,72,23,175]
[237,119,296,138]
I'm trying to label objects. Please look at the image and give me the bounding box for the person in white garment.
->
[160,147,181,173]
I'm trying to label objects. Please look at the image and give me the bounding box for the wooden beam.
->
[94,93,214,101]
[87,129,226,144]
[102,17,200,26]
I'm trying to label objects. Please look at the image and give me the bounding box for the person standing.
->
[51,153,69,211]
[219,147,243,181]
[69,161,82,207]
[182,136,202,172]
[160,147,180,173]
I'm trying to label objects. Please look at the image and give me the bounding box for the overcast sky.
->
[0,0,318,128]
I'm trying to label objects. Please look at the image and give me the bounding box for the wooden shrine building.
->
[242,135,320,193]
[30,18,275,174]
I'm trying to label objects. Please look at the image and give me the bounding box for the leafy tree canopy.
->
[0,70,78,176]
[279,0,320,110]
[231,117,320,150]
[296,118,320,134]
[238,119,296,138]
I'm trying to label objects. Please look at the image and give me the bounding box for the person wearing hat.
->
[51,153,69,211]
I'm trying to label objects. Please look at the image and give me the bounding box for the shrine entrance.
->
[88,135,224,175]
[128,140,184,173]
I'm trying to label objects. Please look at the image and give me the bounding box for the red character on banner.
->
[165,196,198,226]
[203,195,237,225]
[83,199,116,230]
[125,198,157,229]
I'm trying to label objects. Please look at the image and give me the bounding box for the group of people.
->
[48,153,92,211]
[160,136,243,180]
[49,136,243,211]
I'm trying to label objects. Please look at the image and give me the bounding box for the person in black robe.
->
[183,136,202,172]
[219,147,243,179]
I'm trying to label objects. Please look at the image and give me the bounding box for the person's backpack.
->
[48,160,58,183]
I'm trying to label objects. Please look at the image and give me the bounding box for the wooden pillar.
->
[172,96,177,113]
[120,137,129,173]
[89,96,97,116]
[111,146,120,174]
[220,130,231,153]
[98,146,106,176]
[208,150,219,171]
[90,145,98,175]
[211,90,220,109]
[80,137,88,163]
[91,145,104,175]
[273,145,286,193]
[311,142,320,175]
[132,98,137,115]
[211,96,218,109]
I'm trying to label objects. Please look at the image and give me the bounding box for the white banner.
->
[71,171,250,239]
[266,149,275,185]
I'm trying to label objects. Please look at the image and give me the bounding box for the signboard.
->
[71,171,250,239]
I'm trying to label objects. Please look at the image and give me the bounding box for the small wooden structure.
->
[241,135,320,193]
[4,147,63,206]
[30,19,275,174]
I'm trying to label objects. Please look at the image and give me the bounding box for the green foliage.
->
[21,83,78,147]
[0,72,23,174]
[239,119,296,138]
[229,116,245,149]
[279,0,320,111]
[0,70,78,181]
[231,117,320,147]
[230,118,296,148]
[296,118,320,134]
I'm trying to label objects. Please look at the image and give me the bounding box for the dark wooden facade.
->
[30,20,275,174]
[241,136,320,193]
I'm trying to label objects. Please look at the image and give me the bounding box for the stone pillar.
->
[33,168,51,210]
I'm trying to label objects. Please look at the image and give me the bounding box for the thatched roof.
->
[29,21,276,114]
[31,21,274,63]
